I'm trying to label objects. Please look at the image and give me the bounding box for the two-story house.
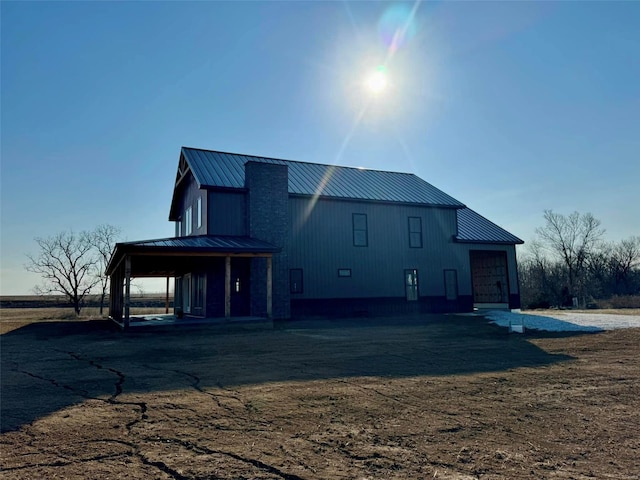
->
[107,147,523,327]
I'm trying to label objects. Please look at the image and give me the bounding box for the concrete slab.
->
[111,314,273,331]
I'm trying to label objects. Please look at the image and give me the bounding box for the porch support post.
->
[165,276,170,314]
[124,256,131,329]
[113,267,123,321]
[109,274,117,318]
[266,256,273,318]
[224,256,231,318]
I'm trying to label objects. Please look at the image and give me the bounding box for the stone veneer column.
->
[245,161,290,319]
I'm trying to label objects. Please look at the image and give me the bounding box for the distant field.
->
[0,294,172,309]
[0,295,172,334]
[0,307,168,334]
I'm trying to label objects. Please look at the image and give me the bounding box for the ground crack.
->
[14,369,90,399]
[336,379,422,409]
[1,452,131,472]
[149,437,306,480]
[64,351,125,401]
[141,364,247,419]
[137,453,192,480]
[61,351,148,432]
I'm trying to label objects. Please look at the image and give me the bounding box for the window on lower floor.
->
[183,274,192,313]
[290,269,303,294]
[444,269,458,300]
[194,274,205,309]
[175,277,183,309]
[405,269,419,301]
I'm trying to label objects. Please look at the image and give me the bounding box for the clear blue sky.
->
[2,1,639,295]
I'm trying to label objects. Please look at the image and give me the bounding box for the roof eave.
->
[288,192,465,209]
[453,237,525,245]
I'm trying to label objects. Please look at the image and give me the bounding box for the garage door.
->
[470,251,509,304]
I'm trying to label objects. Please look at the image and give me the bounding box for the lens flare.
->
[365,65,388,94]
[378,4,417,53]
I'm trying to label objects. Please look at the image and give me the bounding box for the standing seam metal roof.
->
[455,208,524,244]
[181,147,465,207]
[117,235,280,251]
[176,147,523,244]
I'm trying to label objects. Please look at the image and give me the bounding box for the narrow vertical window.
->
[194,274,205,309]
[185,206,193,235]
[183,274,192,314]
[405,269,419,301]
[290,269,303,294]
[175,277,183,310]
[353,213,368,247]
[444,269,458,300]
[197,197,202,229]
[408,217,422,248]
[177,220,182,237]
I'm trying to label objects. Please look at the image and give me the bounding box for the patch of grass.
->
[599,295,640,309]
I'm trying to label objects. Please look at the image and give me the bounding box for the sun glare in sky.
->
[365,65,388,94]
[360,3,419,98]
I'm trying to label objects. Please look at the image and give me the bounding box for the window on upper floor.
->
[177,219,182,237]
[197,197,202,229]
[353,213,368,247]
[408,217,423,248]
[185,206,193,236]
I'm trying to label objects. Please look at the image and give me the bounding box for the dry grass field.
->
[0,307,167,335]
[1,311,639,479]
[0,295,169,334]
[528,308,640,317]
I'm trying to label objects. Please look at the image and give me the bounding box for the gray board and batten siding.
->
[208,190,246,236]
[287,197,520,309]
[172,170,207,237]
[289,197,461,299]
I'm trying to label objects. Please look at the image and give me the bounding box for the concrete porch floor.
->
[111,314,272,331]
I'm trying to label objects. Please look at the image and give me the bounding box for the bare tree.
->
[535,210,605,306]
[609,236,640,295]
[585,242,611,300]
[519,240,567,308]
[91,224,121,315]
[26,230,100,315]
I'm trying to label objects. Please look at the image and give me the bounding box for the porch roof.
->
[106,235,280,276]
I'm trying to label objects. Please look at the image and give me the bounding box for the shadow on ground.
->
[1,315,577,432]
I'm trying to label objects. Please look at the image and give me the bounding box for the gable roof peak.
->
[181,146,417,176]
[178,146,465,208]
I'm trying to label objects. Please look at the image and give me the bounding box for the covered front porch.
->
[106,235,281,330]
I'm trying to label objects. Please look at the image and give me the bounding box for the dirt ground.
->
[1,313,639,479]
